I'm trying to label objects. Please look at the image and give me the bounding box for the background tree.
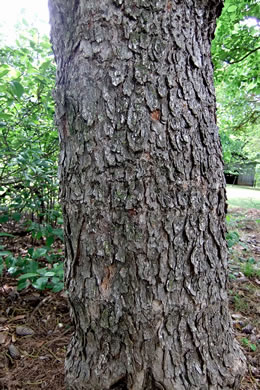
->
[0,26,64,293]
[49,1,246,389]
[0,26,58,224]
[212,0,260,179]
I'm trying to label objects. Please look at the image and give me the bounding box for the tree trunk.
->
[48,0,246,388]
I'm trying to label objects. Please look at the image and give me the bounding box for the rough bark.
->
[48,0,246,389]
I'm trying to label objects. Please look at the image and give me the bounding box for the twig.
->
[23,381,43,386]
[248,364,259,389]
[44,327,72,346]
[30,296,52,318]
[229,46,260,64]
[43,346,62,362]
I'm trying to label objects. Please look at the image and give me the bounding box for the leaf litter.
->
[0,207,259,389]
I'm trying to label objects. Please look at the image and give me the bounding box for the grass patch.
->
[226,185,260,209]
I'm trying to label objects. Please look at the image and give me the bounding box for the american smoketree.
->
[48,0,246,389]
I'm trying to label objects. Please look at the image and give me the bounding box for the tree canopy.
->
[0,26,57,222]
[212,0,260,179]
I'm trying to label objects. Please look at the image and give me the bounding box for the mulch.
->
[0,282,71,390]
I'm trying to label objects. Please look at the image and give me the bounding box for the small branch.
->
[30,296,52,318]
[231,111,260,132]
[229,46,260,64]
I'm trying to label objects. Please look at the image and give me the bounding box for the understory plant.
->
[0,223,64,292]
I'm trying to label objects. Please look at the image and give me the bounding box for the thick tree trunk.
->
[49,0,246,389]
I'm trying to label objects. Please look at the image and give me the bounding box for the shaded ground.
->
[227,208,260,390]
[0,208,259,389]
[0,286,71,390]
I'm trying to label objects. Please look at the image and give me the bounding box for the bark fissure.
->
[49,0,246,388]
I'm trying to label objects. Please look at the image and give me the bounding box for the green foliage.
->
[226,231,240,248]
[0,246,11,274]
[233,293,248,312]
[0,28,59,222]
[28,221,64,246]
[212,0,260,176]
[241,337,257,352]
[5,254,64,292]
[0,222,64,292]
[241,259,260,278]
[0,25,64,293]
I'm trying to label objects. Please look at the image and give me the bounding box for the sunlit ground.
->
[227,185,260,209]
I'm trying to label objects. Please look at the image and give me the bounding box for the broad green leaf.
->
[18,273,39,280]
[0,232,14,237]
[46,236,54,247]
[0,215,9,223]
[250,344,257,352]
[227,5,237,12]
[0,251,11,256]
[0,113,12,120]
[0,260,3,274]
[10,80,24,98]
[0,70,9,78]
[51,282,64,292]
[17,279,30,291]
[28,248,34,257]
[32,247,48,259]
[32,277,48,290]
[12,213,21,222]
[36,267,48,276]
[44,271,55,277]
[8,266,18,275]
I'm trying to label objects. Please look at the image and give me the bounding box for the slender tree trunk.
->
[49,0,246,388]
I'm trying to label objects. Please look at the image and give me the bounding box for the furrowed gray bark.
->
[48,0,246,388]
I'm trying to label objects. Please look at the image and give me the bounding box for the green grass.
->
[226,185,260,209]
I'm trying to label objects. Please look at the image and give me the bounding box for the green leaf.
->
[17,279,30,291]
[0,69,9,78]
[53,228,64,240]
[32,277,48,290]
[46,236,54,247]
[43,271,55,277]
[250,343,257,352]
[24,260,39,273]
[27,248,34,257]
[0,64,9,70]
[18,273,39,280]
[226,231,240,248]
[226,215,231,222]
[0,251,11,256]
[36,267,48,276]
[0,215,9,223]
[227,5,237,12]
[0,113,12,120]
[32,247,48,259]
[51,282,64,292]
[0,232,15,237]
[12,213,21,222]
[10,80,24,98]
[8,266,18,275]
[242,337,249,346]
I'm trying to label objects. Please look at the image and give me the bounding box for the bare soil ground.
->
[0,208,259,390]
